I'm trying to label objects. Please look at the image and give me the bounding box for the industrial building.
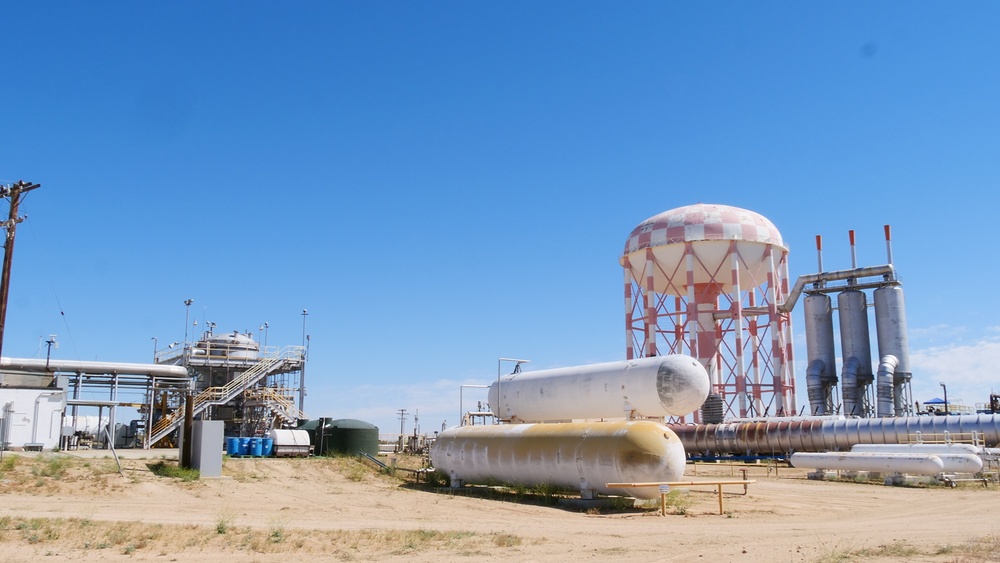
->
[0,326,307,451]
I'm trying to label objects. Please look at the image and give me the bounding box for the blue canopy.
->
[923,397,946,404]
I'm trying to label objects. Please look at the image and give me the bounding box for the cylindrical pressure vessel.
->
[873,286,911,374]
[430,420,686,499]
[874,285,912,416]
[804,294,837,415]
[849,444,983,473]
[850,443,979,455]
[838,290,873,416]
[488,355,710,423]
[790,452,945,475]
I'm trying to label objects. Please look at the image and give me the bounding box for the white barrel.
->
[790,452,945,475]
[488,355,709,422]
[430,421,686,499]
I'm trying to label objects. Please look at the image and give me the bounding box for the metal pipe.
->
[1,401,14,456]
[849,230,857,269]
[815,235,823,273]
[0,357,189,379]
[670,414,1000,455]
[876,355,898,418]
[884,224,893,265]
[780,264,896,314]
[805,360,827,416]
[841,357,861,417]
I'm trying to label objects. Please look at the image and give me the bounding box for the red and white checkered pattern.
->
[623,203,785,255]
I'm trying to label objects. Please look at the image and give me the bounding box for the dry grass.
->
[0,453,524,559]
[815,534,1000,563]
[0,453,126,494]
[0,515,520,558]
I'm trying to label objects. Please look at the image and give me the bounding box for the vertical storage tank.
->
[804,294,837,415]
[301,418,379,457]
[838,290,872,417]
[874,285,912,416]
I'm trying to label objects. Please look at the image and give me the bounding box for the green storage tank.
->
[303,418,379,457]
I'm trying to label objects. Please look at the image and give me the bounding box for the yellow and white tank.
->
[431,420,686,499]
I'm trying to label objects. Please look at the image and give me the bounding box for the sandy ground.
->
[0,449,998,562]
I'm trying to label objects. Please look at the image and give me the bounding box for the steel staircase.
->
[147,345,304,446]
[243,387,306,424]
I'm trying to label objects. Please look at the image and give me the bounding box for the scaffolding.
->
[152,330,306,444]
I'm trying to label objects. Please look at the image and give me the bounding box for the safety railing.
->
[244,387,305,422]
[148,346,304,446]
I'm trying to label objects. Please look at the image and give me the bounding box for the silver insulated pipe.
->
[671,415,1000,455]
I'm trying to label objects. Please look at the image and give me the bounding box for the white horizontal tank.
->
[488,355,710,423]
[431,420,686,499]
[790,452,947,475]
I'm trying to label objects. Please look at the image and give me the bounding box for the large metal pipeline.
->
[779,264,896,314]
[670,414,1000,455]
[0,357,189,379]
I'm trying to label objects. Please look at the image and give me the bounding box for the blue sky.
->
[2,2,998,435]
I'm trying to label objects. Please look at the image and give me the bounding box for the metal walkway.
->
[147,345,305,446]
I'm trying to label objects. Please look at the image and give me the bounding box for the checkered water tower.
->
[621,203,797,421]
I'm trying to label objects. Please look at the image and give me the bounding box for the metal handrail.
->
[148,345,304,445]
[244,387,305,421]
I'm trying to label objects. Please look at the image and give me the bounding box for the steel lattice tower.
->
[621,204,797,421]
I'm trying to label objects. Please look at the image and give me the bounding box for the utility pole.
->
[299,309,308,414]
[397,408,407,453]
[0,180,41,360]
[397,408,408,435]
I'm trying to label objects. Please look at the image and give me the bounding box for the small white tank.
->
[267,429,311,457]
[790,452,946,475]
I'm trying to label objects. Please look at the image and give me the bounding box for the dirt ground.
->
[0,449,997,562]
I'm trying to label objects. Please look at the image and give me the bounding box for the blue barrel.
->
[261,438,274,457]
[239,437,251,457]
[249,437,263,457]
[225,437,240,456]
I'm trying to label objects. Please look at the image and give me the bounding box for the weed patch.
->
[146,461,199,481]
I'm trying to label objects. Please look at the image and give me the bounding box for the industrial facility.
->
[0,323,309,452]
[151,326,307,445]
[433,203,1000,495]
[1,187,998,493]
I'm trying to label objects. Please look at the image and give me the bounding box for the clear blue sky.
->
[2,2,998,435]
